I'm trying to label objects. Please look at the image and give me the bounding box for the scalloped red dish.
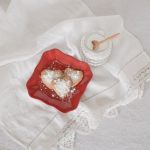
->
[26,49,93,113]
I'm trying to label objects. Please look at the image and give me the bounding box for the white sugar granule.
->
[70,88,76,93]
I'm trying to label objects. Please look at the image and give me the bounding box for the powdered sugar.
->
[41,69,63,89]
[41,70,55,84]
[53,78,72,98]
[68,70,80,81]
[65,68,83,86]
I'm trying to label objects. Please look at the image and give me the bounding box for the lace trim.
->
[52,103,98,150]
[133,63,150,85]
[127,63,150,99]
[52,128,75,150]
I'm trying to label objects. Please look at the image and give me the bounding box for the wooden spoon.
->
[91,33,120,50]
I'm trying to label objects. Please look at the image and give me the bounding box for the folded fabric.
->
[0,0,93,66]
[0,1,150,150]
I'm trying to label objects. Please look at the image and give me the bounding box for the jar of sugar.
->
[81,31,112,66]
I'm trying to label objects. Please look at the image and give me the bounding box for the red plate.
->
[26,49,93,113]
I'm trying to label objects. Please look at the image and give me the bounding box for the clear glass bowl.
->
[81,31,112,66]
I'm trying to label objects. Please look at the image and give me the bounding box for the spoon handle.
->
[99,33,120,44]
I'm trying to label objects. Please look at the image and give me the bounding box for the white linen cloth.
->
[0,0,150,150]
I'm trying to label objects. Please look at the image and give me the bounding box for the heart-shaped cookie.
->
[64,68,83,87]
[41,69,63,89]
[52,76,73,98]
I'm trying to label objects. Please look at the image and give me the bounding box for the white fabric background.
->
[0,0,150,150]
[76,0,150,150]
